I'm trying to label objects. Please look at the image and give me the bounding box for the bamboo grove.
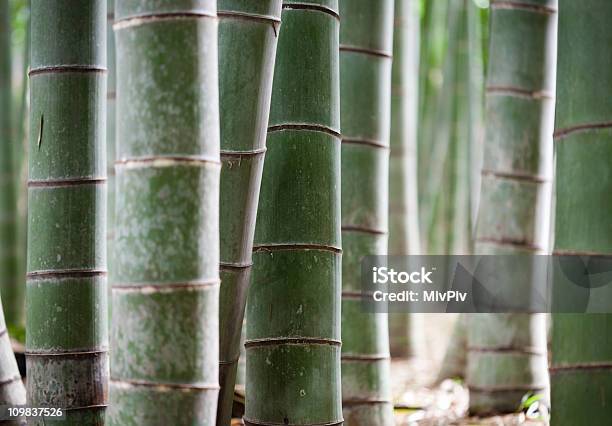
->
[0,0,609,425]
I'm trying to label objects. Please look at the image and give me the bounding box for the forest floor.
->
[391,314,547,426]
[391,358,547,426]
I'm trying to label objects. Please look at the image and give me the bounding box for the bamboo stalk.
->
[12,1,30,338]
[551,1,612,424]
[417,0,449,251]
[216,1,282,424]
[467,0,557,415]
[388,0,424,360]
[432,0,471,257]
[423,0,462,255]
[339,0,394,423]
[448,0,473,256]
[9,0,31,338]
[389,0,420,261]
[246,1,342,424]
[467,1,485,232]
[109,1,221,424]
[0,0,22,330]
[106,0,115,314]
[26,1,108,423]
[434,0,485,380]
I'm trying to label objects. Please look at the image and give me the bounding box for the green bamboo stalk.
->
[26,1,108,423]
[0,294,25,406]
[106,0,115,312]
[216,1,282,424]
[389,0,420,261]
[339,1,394,423]
[423,0,465,256]
[246,1,342,424]
[12,0,30,340]
[444,0,471,256]
[417,0,449,250]
[435,1,485,381]
[14,0,30,163]
[551,1,612,424]
[428,0,471,254]
[109,1,221,424]
[467,0,557,415]
[388,0,424,360]
[0,3,26,407]
[0,0,21,330]
[422,0,481,257]
[467,1,485,231]
[424,1,483,256]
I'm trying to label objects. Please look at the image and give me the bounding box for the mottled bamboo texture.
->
[246,1,342,425]
[340,0,394,424]
[0,295,25,405]
[469,0,557,415]
[109,1,221,424]
[216,1,282,425]
[551,1,612,424]
[26,1,108,424]
[388,0,424,360]
[0,0,21,329]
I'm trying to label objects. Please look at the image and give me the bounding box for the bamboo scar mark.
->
[37,114,44,150]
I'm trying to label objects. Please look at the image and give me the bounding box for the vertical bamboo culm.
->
[468,0,557,415]
[216,1,282,424]
[551,1,612,424]
[388,0,424,360]
[27,1,108,423]
[109,0,221,424]
[246,1,343,425]
[106,0,116,316]
[0,0,22,328]
[339,0,395,424]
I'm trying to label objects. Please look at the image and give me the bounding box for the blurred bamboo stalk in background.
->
[417,0,449,251]
[106,0,115,321]
[468,0,557,414]
[340,0,394,423]
[424,0,477,256]
[0,8,25,396]
[0,0,23,330]
[388,0,425,361]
